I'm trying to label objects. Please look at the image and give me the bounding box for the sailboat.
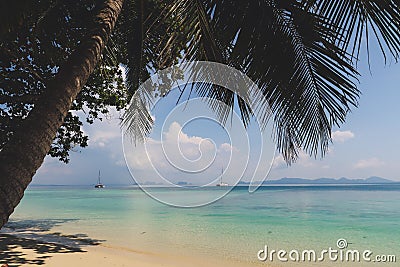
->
[216,167,229,186]
[94,170,105,188]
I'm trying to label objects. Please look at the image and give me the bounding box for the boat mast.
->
[220,166,223,184]
[98,170,101,184]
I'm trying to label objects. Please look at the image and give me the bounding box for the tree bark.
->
[0,0,124,229]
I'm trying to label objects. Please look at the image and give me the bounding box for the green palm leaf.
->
[123,0,400,163]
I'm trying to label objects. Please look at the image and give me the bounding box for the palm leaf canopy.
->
[122,0,400,163]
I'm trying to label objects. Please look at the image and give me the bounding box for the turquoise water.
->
[7,185,400,265]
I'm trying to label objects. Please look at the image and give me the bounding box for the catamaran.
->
[95,170,105,188]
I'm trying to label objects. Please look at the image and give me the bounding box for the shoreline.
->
[0,229,268,267]
[4,186,399,267]
[45,243,267,267]
[1,224,395,267]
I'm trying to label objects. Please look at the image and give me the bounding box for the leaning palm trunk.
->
[0,0,124,229]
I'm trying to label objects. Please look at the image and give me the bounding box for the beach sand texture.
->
[0,231,268,267]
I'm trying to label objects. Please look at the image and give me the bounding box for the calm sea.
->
[6,184,400,265]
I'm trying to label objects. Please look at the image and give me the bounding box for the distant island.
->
[238,176,397,185]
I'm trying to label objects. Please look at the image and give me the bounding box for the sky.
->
[33,41,400,185]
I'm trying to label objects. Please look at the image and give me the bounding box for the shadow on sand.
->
[0,219,104,266]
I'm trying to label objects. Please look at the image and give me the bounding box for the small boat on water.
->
[216,167,229,187]
[95,170,105,188]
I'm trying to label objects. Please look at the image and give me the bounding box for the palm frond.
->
[157,0,255,126]
[121,83,154,144]
[161,0,360,162]
[122,0,400,164]
[305,0,400,63]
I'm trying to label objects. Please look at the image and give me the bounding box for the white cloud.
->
[297,150,315,167]
[219,143,239,153]
[79,108,127,168]
[163,122,215,160]
[72,108,123,148]
[128,122,223,169]
[124,121,245,184]
[332,130,355,143]
[354,157,385,169]
[272,155,287,170]
[272,150,316,170]
[89,120,121,147]
[36,157,73,176]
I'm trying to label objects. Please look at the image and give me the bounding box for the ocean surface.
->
[6,184,400,265]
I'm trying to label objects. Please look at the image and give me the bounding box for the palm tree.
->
[0,0,184,229]
[0,0,124,228]
[0,0,130,164]
[139,0,400,162]
[1,0,400,230]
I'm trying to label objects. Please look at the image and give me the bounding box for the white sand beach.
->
[1,232,269,267]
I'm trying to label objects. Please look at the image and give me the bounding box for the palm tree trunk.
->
[0,0,124,229]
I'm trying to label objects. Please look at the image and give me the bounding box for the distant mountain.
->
[238,176,396,185]
[364,176,393,183]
